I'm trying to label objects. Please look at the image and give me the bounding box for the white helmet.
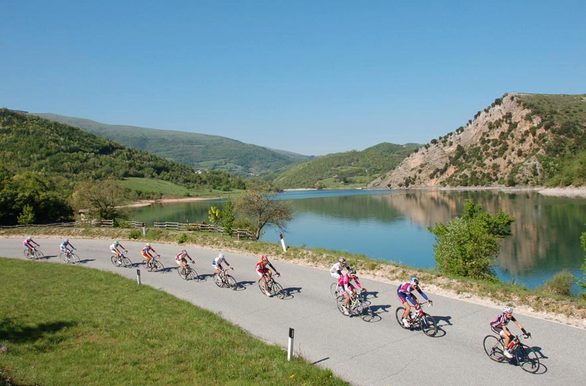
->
[502,306,513,315]
[145,243,150,247]
[218,252,224,260]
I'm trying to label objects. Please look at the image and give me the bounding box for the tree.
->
[70,179,133,220]
[235,187,293,240]
[428,199,514,280]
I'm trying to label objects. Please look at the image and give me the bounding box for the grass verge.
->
[0,257,349,386]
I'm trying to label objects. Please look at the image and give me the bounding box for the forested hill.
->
[370,93,586,189]
[273,142,420,189]
[0,109,245,188]
[34,113,312,176]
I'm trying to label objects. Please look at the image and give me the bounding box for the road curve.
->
[1,237,585,386]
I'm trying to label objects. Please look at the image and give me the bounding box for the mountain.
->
[369,93,586,189]
[33,113,312,176]
[273,142,420,189]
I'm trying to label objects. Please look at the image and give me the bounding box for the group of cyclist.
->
[25,236,531,345]
[330,256,530,347]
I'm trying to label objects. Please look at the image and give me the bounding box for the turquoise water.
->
[128,189,586,291]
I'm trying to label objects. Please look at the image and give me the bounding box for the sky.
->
[2,1,585,156]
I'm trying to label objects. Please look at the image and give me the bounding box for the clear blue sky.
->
[2,1,585,156]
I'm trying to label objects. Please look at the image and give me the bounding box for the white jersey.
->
[213,256,227,266]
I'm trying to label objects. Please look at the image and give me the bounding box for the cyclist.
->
[23,236,40,256]
[175,249,195,277]
[141,243,159,268]
[338,269,366,315]
[330,257,351,280]
[490,306,530,359]
[212,252,233,277]
[109,240,127,263]
[397,276,433,327]
[256,255,280,296]
[60,238,76,258]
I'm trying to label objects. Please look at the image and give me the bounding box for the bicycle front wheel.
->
[226,275,238,290]
[517,344,540,373]
[188,268,200,281]
[420,313,438,337]
[153,260,164,272]
[483,335,505,362]
[395,307,410,330]
[69,253,80,264]
[272,282,285,299]
[34,250,44,259]
[122,256,132,268]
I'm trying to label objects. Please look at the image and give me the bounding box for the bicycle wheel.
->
[516,344,540,373]
[34,250,44,259]
[351,299,364,315]
[23,250,32,259]
[122,256,132,268]
[153,260,164,272]
[483,335,505,362]
[59,252,70,263]
[111,255,122,267]
[272,282,285,299]
[420,313,438,337]
[226,275,238,290]
[330,282,339,299]
[258,279,268,294]
[188,268,200,281]
[69,253,80,264]
[395,307,410,330]
[213,273,223,287]
[336,295,347,314]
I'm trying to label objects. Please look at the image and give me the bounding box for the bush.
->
[128,229,142,240]
[540,270,575,296]
[177,233,188,244]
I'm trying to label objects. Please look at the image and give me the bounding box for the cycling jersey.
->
[60,241,72,252]
[397,281,429,305]
[142,247,151,256]
[110,244,118,253]
[256,260,277,275]
[338,273,362,293]
[330,262,350,278]
[213,256,227,267]
[175,253,184,262]
[490,313,517,330]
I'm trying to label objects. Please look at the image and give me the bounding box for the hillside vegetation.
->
[34,113,312,176]
[371,93,586,189]
[273,143,420,189]
[0,109,245,225]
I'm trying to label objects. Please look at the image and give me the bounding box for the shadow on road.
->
[281,286,302,299]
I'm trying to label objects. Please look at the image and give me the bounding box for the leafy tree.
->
[221,200,237,236]
[235,187,293,240]
[70,179,133,220]
[428,199,514,280]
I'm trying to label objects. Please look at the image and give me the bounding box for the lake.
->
[128,189,586,291]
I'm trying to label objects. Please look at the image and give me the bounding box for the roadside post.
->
[136,269,141,286]
[142,222,146,237]
[280,234,287,252]
[287,327,294,361]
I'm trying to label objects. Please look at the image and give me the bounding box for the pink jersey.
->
[338,273,362,291]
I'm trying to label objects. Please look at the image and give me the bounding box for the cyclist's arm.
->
[416,286,430,301]
[268,262,279,275]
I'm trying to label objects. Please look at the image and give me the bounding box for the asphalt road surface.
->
[2,237,585,386]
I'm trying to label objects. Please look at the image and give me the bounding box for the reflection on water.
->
[128,190,586,290]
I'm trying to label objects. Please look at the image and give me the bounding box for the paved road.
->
[2,237,585,386]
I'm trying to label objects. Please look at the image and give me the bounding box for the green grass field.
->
[0,258,348,386]
[120,177,244,199]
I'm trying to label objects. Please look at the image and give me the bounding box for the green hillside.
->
[273,142,420,189]
[34,113,312,176]
[0,109,245,225]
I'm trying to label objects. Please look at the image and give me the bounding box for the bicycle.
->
[330,282,342,299]
[213,268,238,290]
[145,255,164,272]
[483,333,540,373]
[395,301,438,337]
[59,249,80,264]
[110,252,132,268]
[23,247,44,260]
[178,262,200,281]
[336,289,374,321]
[258,272,285,299]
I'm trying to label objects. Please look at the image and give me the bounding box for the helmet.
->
[115,240,119,245]
[145,243,150,247]
[65,238,69,243]
[218,252,224,259]
[27,236,32,240]
[261,255,268,262]
[410,276,419,286]
[339,257,346,264]
[502,306,513,315]
[349,268,357,276]
[181,250,187,255]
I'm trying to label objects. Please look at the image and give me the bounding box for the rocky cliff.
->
[369,93,552,189]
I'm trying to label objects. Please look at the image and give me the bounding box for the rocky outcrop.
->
[370,94,550,189]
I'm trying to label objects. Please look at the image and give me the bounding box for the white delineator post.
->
[136,269,141,285]
[288,327,294,361]
[280,233,287,252]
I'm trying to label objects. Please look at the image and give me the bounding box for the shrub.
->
[128,229,142,240]
[177,233,188,244]
[540,270,575,296]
